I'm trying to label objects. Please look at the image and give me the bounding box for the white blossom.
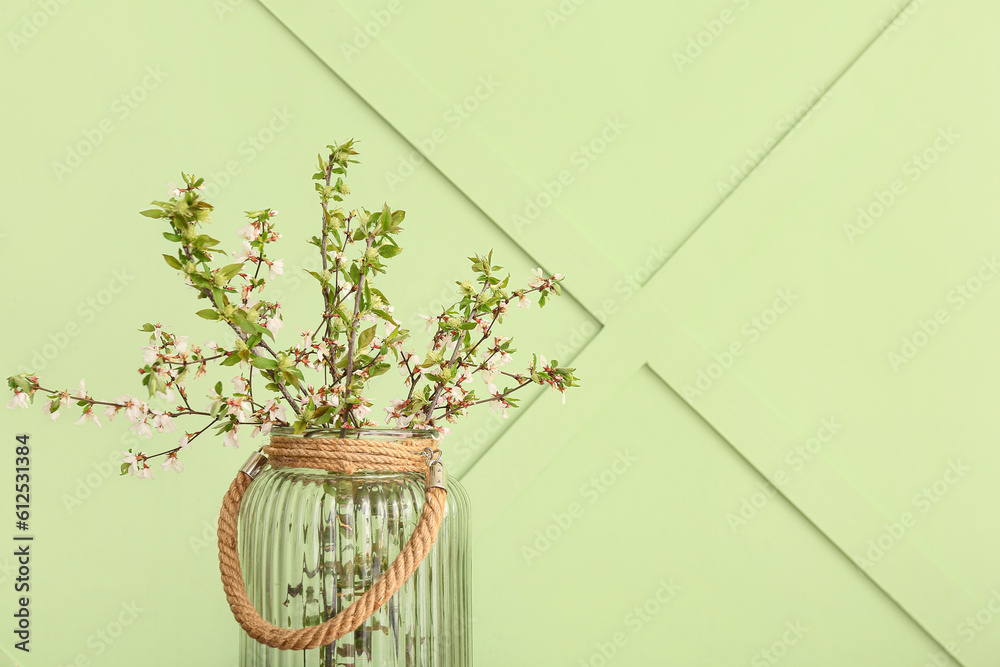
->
[351,403,372,422]
[151,411,177,434]
[227,397,251,422]
[232,240,255,263]
[122,451,144,477]
[161,452,183,473]
[269,258,284,280]
[124,397,148,424]
[6,391,28,410]
[75,409,101,427]
[265,400,286,424]
[418,314,436,333]
[238,222,260,241]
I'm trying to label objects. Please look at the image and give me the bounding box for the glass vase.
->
[236,428,472,666]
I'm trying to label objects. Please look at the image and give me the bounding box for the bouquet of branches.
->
[6,140,579,479]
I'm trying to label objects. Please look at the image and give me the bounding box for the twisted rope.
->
[217,436,447,650]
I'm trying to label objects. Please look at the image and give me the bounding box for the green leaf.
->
[368,363,391,378]
[214,381,223,395]
[162,232,181,242]
[378,245,402,258]
[230,313,257,337]
[221,353,241,367]
[219,262,245,281]
[162,254,182,270]
[139,323,156,332]
[195,309,219,320]
[140,209,165,219]
[306,270,328,285]
[357,325,377,350]
[211,288,228,309]
[250,357,278,370]
[194,234,221,248]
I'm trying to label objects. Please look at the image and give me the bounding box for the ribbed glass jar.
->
[237,429,472,666]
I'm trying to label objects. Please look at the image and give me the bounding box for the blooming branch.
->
[6,141,579,478]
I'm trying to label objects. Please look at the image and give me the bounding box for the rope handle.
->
[217,449,448,651]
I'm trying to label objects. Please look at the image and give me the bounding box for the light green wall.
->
[0,0,996,664]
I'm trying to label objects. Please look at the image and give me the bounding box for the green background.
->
[1,0,997,664]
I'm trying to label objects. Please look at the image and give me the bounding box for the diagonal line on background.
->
[252,0,599,318]
[457,0,915,494]
[645,362,968,666]
[252,11,968,658]
[645,0,927,287]
[252,0,606,479]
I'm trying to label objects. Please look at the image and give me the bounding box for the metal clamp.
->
[239,449,269,480]
[416,447,446,491]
